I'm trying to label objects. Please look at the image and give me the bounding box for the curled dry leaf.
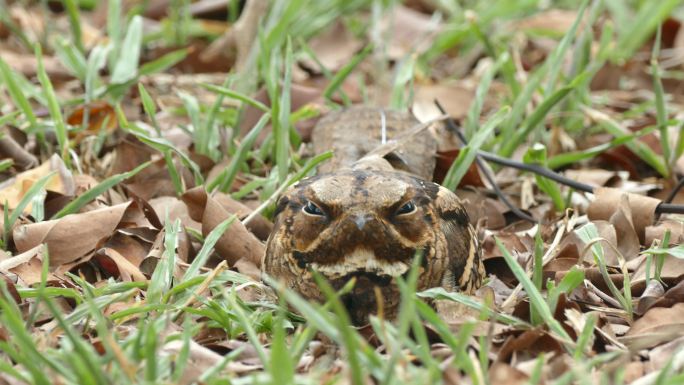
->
[149,196,201,231]
[587,187,660,243]
[181,187,264,267]
[608,195,641,261]
[0,154,75,214]
[96,247,147,282]
[213,192,273,240]
[645,219,684,246]
[0,245,55,285]
[13,202,132,267]
[636,280,666,316]
[0,128,38,169]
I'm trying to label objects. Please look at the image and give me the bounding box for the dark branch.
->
[433,100,684,216]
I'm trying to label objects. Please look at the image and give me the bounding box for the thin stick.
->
[434,101,684,215]
[435,101,536,223]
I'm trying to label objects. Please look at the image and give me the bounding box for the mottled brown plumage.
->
[263,106,484,324]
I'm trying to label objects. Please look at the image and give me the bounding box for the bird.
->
[262,106,484,325]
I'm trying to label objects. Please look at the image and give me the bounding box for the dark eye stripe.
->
[303,201,325,216]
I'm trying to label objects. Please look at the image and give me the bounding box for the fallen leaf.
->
[621,303,684,350]
[96,247,147,282]
[587,187,661,243]
[300,21,364,72]
[13,202,132,267]
[181,187,264,267]
[0,155,74,214]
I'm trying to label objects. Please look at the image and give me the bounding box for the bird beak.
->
[352,214,373,231]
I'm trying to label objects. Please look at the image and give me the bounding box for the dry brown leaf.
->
[0,128,38,170]
[0,245,55,285]
[181,187,263,267]
[103,231,152,268]
[412,83,475,123]
[608,195,640,260]
[632,254,684,291]
[587,187,661,243]
[13,202,132,267]
[149,196,201,231]
[564,169,619,188]
[66,102,117,144]
[0,155,75,214]
[621,303,684,350]
[381,4,441,60]
[97,247,147,282]
[213,192,273,241]
[645,219,684,246]
[301,20,364,72]
[489,363,529,385]
[645,280,684,311]
[636,280,666,316]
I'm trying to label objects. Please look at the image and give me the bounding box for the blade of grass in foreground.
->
[496,237,574,347]
[52,161,151,219]
[4,172,55,242]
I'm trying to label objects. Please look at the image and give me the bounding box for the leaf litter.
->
[0,1,684,384]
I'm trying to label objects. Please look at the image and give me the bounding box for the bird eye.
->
[396,201,416,215]
[303,201,324,216]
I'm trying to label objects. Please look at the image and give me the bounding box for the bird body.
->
[263,106,484,324]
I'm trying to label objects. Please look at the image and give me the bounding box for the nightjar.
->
[262,106,484,324]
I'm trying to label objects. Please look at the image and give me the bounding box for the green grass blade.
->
[181,215,237,281]
[650,26,671,171]
[524,143,565,211]
[53,36,87,81]
[139,48,188,76]
[584,106,668,176]
[147,219,181,304]
[323,44,372,102]
[465,53,507,138]
[36,45,70,168]
[496,237,573,346]
[4,172,54,240]
[111,15,143,84]
[613,0,680,62]
[209,113,271,192]
[52,161,150,219]
[0,58,38,128]
[443,106,509,190]
[62,0,85,53]
[138,82,160,135]
[202,84,271,112]
[501,71,590,158]
[547,126,655,169]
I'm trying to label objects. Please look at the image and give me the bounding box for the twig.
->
[435,101,536,223]
[664,176,684,204]
[434,101,684,215]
